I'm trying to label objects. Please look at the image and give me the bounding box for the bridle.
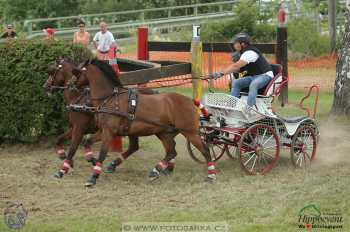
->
[45,60,92,106]
[45,61,81,92]
[46,64,68,91]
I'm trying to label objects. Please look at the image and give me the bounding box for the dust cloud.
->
[314,120,350,166]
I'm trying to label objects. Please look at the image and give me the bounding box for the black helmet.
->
[232,33,251,45]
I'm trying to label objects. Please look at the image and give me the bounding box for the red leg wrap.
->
[84,147,94,160]
[93,162,103,175]
[60,159,72,174]
[156,160,169,171]
[56,145,65,155]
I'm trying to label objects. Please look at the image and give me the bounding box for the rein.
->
[67,104,182,133]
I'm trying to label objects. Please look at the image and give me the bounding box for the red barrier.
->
[138,27,149,60]
[109,137,123,152]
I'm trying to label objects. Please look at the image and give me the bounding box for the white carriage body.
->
[203,93,273,126]
[202,93,316,137]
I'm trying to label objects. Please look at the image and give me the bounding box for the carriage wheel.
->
[226,145,237,160]
[290,125,317,168]
[187,128,227,164]
[238,124,280,175]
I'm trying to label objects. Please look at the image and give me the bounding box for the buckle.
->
[128,114,135,120]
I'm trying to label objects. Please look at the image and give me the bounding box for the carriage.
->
[187,64,319,175]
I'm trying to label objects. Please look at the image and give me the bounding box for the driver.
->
[213,33,273,110]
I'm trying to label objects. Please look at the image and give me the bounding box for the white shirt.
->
[239,50,274,78]
[93,31,115,52]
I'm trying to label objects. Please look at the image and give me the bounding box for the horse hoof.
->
[149,170,161,181]
[149,176,160,182]
[85,182,95,188]
[85,179,96,187]
[161,168,172,176]
[84,181,95,188]
[54,171,64,179]
[205,177,216,183]
[85,174,98,187]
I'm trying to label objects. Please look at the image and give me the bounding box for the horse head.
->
[43,58,79,96]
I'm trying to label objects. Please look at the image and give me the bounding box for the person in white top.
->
[93,21,118,60]
[212,33,273,108]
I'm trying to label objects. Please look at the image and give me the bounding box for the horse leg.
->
[149,133,178,180]
[54,126,85,178]
[82,130,102,166]
[85,128,113,187]
[55,128,72,160]
[183,132,217,182]
[105,136,139,173]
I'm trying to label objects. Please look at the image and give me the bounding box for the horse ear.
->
[47,63,57,74]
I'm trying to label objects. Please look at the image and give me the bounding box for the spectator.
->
[43,28,55,40]
[93,21,117,60]
[1,24,17,39]
[73,21,90,47]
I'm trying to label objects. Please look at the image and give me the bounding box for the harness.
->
[47,60,187,134]
[68,87,179,134]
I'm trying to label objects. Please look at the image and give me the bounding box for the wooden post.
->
[137,27,149,60]
[277,5,288,106]
[208,47,214,90]
[191,25,203,100]
[276,27,288,106]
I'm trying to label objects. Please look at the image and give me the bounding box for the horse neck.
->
[87,69,116,105]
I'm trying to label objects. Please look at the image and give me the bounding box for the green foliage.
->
[201,1,331,56]
[1,0,81,21]
[0,39,93,142]
[201,1,276,43]
[0,0,219,23]
[253,24,277,43]
[288,18,331,57]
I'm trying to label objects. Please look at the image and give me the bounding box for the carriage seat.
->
[275,114,309,123]
[240,64,286,97]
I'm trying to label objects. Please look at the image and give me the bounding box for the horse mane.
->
[90,59,123,87]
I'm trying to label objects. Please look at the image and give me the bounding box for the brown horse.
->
[43,59,159,178]
[71,59,216,187]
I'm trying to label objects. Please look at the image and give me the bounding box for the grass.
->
[0,87,349,232]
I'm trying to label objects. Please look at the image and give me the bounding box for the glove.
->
[117,48,122,54]
[211,72,224,79]
[232,51,241,62]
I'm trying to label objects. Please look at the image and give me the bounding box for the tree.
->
[331,1,350,114]
[1,0,81,21]
[328,0,337,51]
